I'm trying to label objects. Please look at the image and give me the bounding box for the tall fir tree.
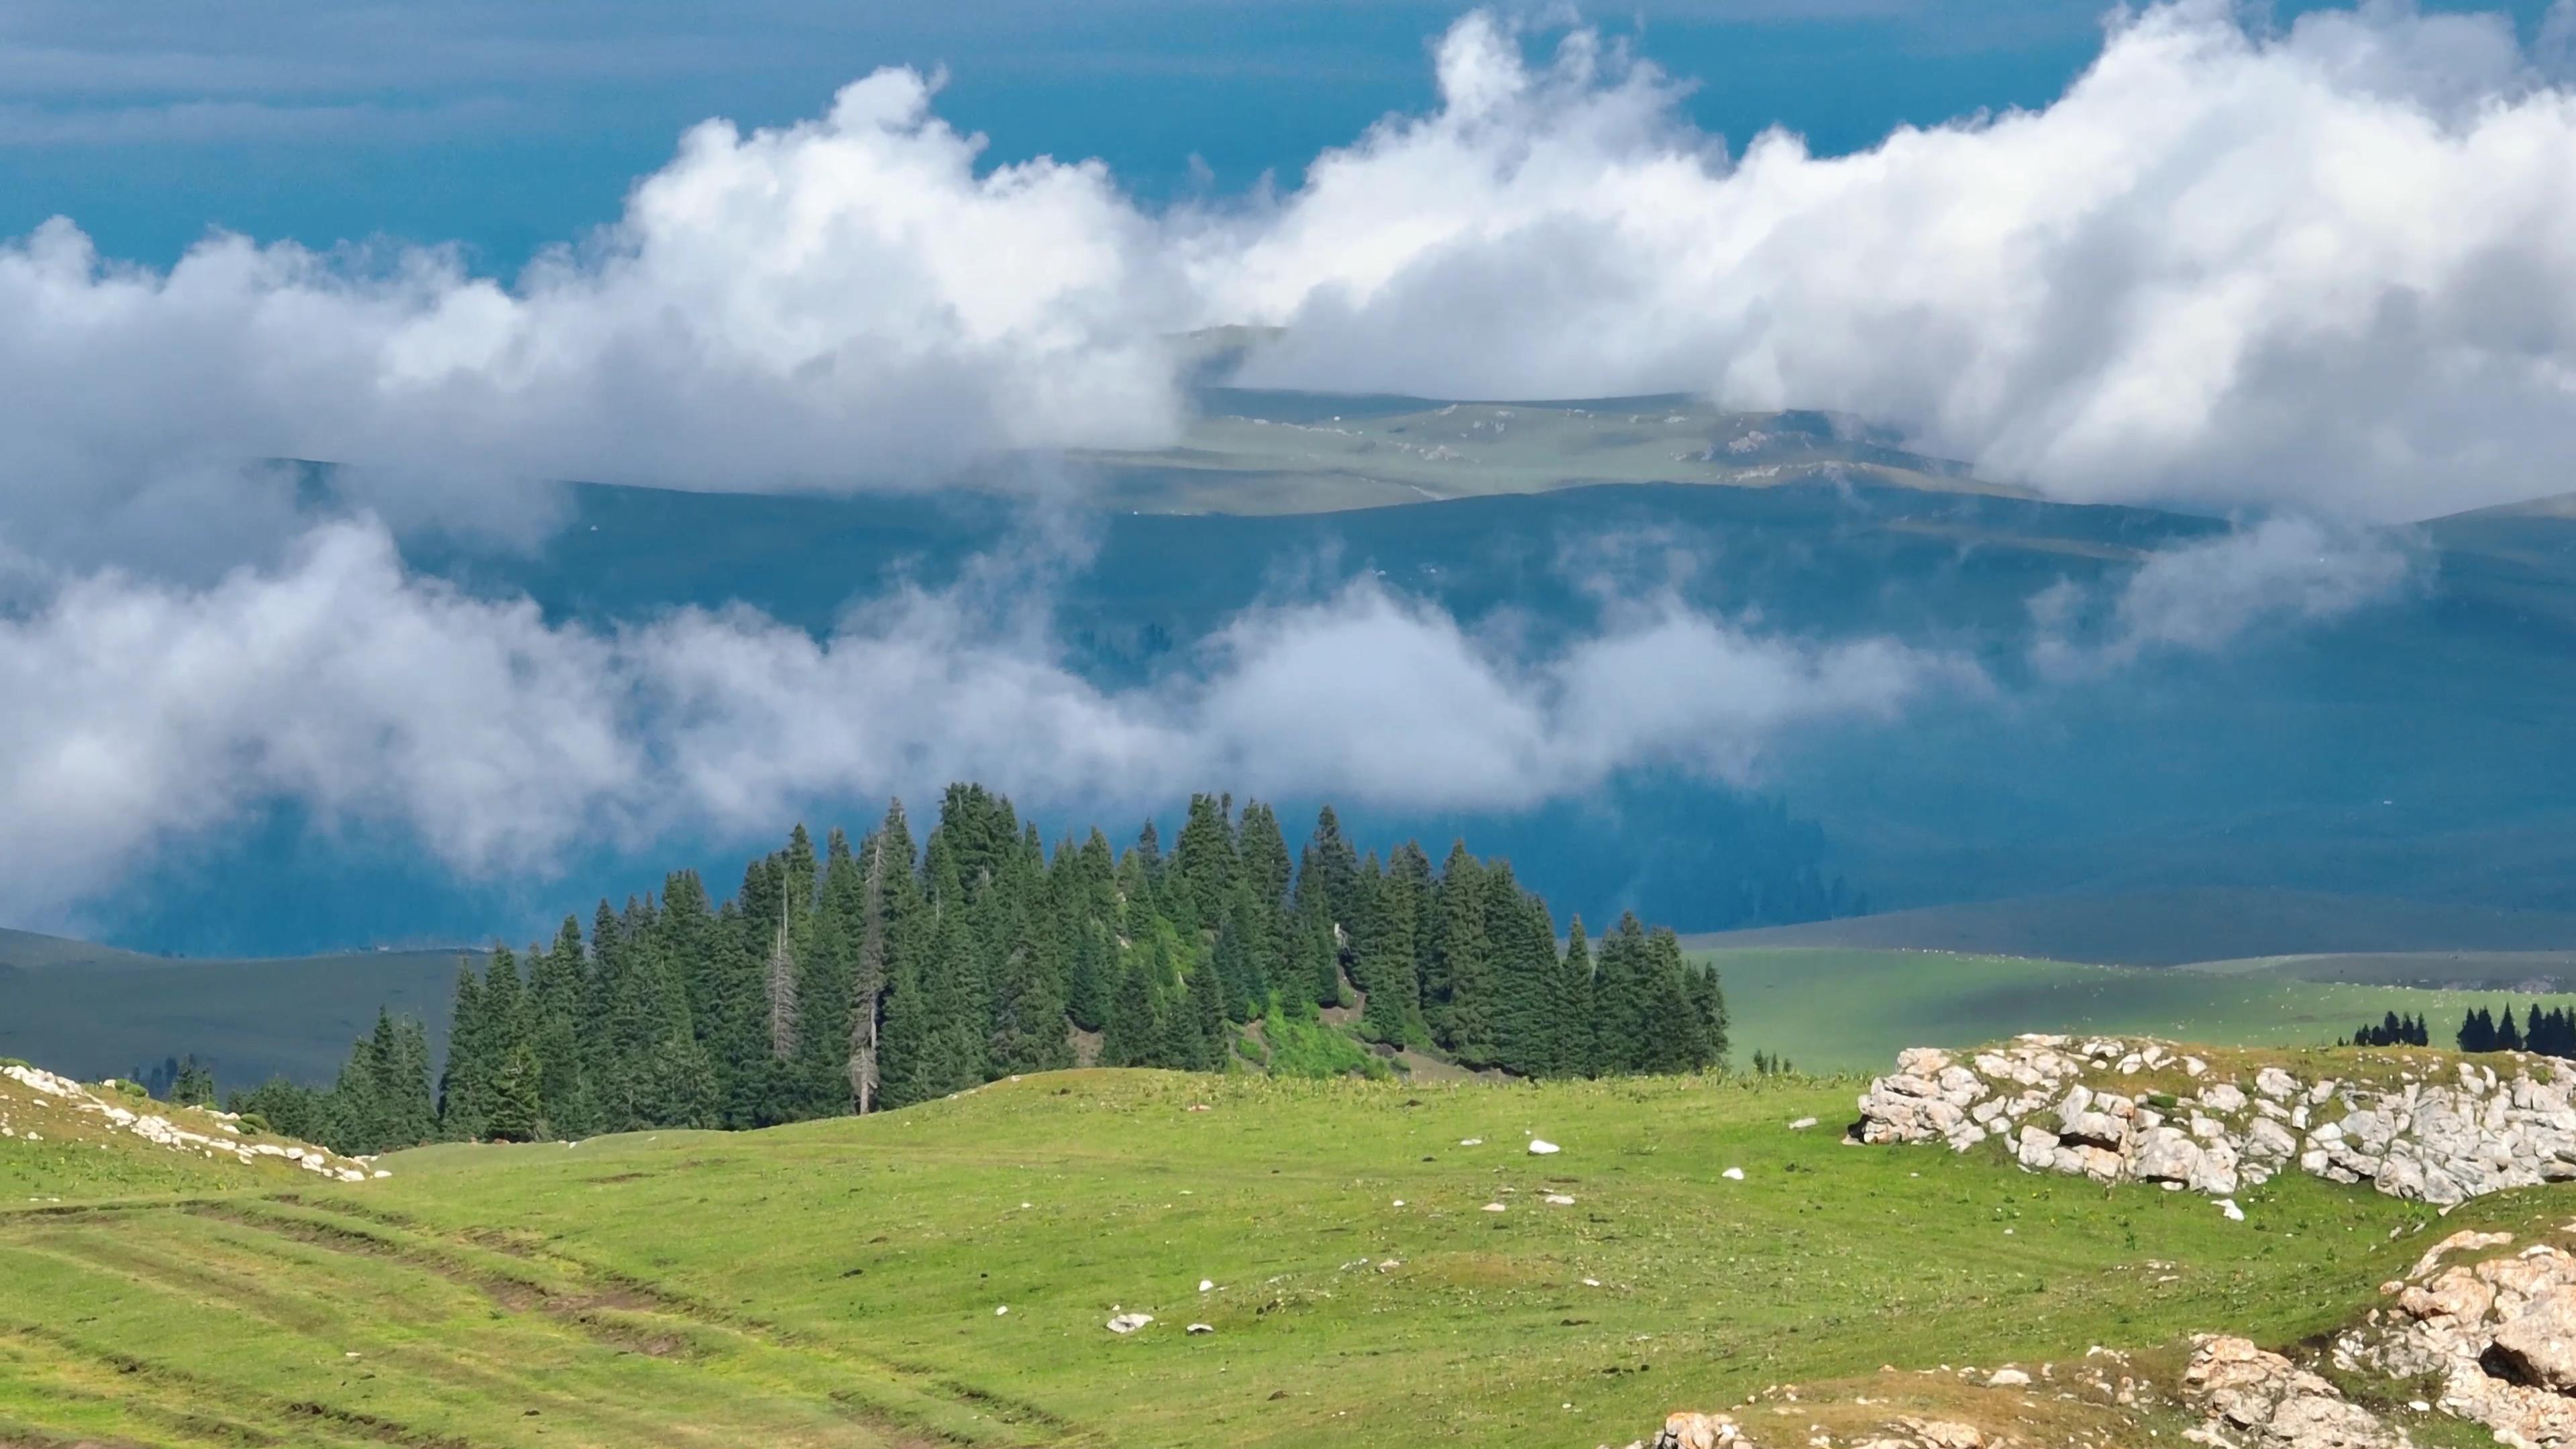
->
[1554,916,1597,1079]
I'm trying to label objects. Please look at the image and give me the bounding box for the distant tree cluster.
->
[225,786,1726,1155]
[2341,1012,2431,1048]
[137,1054,218,1107]
[2456,1004,2576,1057]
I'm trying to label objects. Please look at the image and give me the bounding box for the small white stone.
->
[1481,1202,1507,1213]
[1187,1323,1214,1334]
[1198,1279,1214,1293]
[1722,1167,1746,1181]
[995,1305,1009,1316]
[1528,1138,1560,1155]
[1458,1138,1482,1146]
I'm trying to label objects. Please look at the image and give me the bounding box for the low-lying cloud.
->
[2029,514,2420,674]
[0,519,1972,925]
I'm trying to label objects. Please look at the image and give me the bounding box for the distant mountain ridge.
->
[1685,890,2576,968]
[0,929,474,1087]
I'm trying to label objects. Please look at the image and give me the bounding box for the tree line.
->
[2340,1012,2431,1048]
[2335,1005,2576,1058]
[224,787,1727,1155]
[2455,1004,2576,1057]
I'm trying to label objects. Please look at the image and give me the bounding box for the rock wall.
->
[1856,1035,2576,1205]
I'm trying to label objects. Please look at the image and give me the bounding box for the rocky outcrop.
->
[0,1063,381,1181]
[2334,1230,2576,1446]
[2183,1334,2406,1446]
[1856,1037,2576,1205]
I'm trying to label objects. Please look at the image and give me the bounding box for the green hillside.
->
[0,1065,2537,1448]
[1067,390,2019,514]
[1707,947,2576,1074]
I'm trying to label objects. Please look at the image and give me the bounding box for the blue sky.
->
[5,0,2557,270]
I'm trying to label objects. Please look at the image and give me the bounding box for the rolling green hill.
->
[1705,947,2576,1075]
[0,1064,2538,1448]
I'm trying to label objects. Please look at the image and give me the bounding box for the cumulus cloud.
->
[9,1,2576,551]
[0,517,1966,924]
[1219,4,2576,521]
[0,68,1183,570]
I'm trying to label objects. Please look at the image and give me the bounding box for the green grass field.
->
[1,1062,2560,1448]
[1705,947,2576,1075]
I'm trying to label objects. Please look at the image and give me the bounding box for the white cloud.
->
[2029,513,2419,673]
[0,2,2548,920]
[9,1,2576,550]
[0,66,1183,570]
[0,517,1965,924]
[1220,4,2576,521]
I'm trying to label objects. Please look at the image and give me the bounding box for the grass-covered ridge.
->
[1707,946,2576,1075]
[3,1062,2561,1447]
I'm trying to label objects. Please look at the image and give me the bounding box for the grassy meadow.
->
[3,1063,2563,1448]
[1706,946,2576,1074]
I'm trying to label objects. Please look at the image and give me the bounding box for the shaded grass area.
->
[1706,947,2576,1075]
[5,1065,2565,1446]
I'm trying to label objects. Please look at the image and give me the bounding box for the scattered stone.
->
[1544,1193,1577,1205]
[1106,1313,1154,1334]
[1787,1118,1818,1131]
[995,1305,1008,1316]
[1481,1202,1507,1213]
[1530,1138,1561,1155]
[1186,1323,1214,1334]
[1459,1138,1483,1146]
[1985,1367,2031,1387]
[1722,1167,1746,1181]
[1197,1279,1214,1292]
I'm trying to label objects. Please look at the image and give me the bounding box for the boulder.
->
[2485,1290,2576,1391]
[2184,1335,2403,1448]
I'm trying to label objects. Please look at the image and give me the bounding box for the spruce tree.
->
[529,916,592,1138]
[1303,806,1362,930]
[484,1043,549,1143]
[1102,951,1160,1068]
[1589,915,1654,1075]
[1554,916,1598,1079]
[168,1056,217,1108]
[989,881,1073,1076]
[1486,860,1554,1075]
[437,961,490,1140]
[876,947,934,1110]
